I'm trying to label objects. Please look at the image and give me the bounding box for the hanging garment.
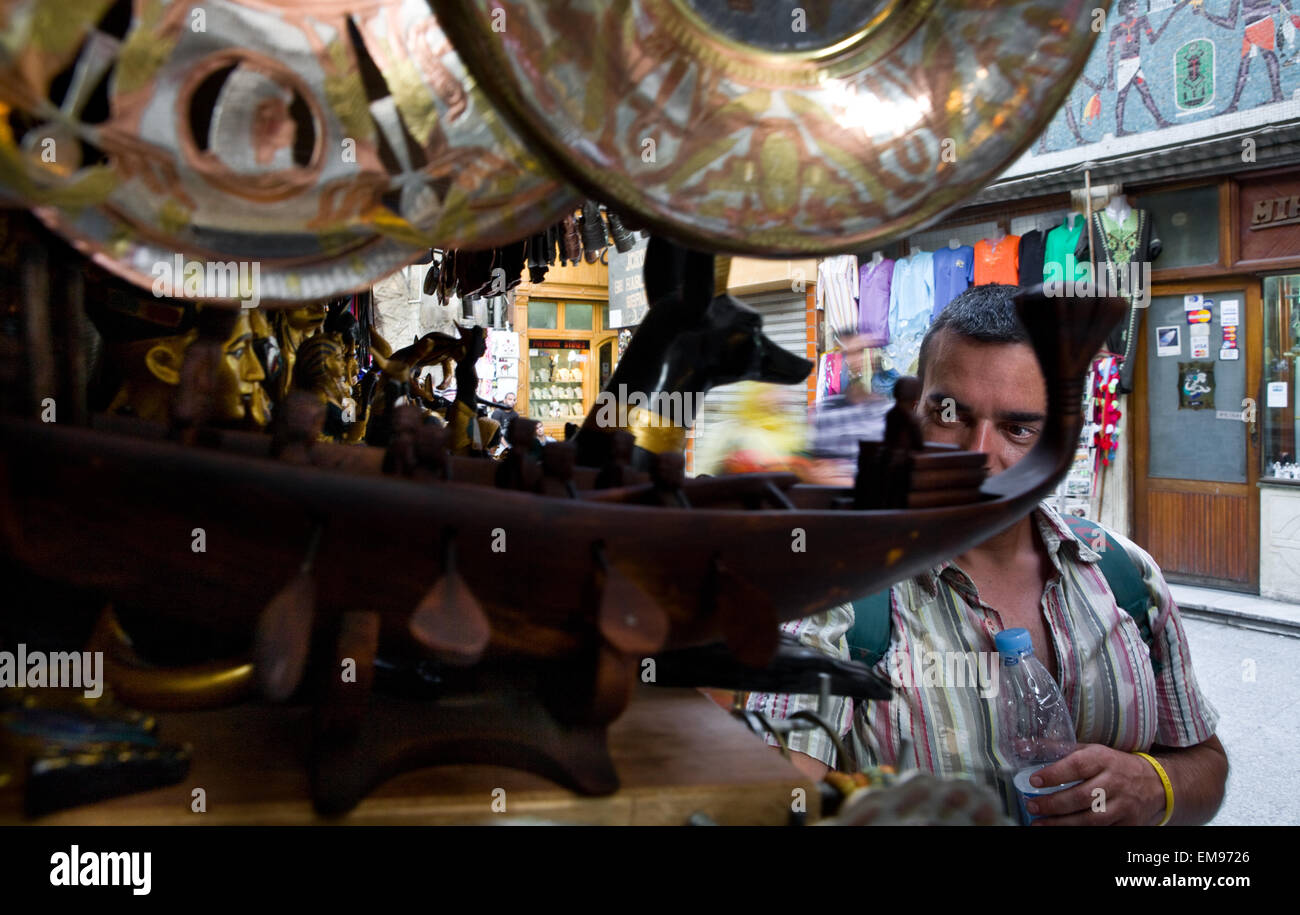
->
[817,254,860,338]
[885,251,934,377]
[973,235,1020,285]
[823,351,844,398]
[1091,356,1123,467]
[1017,229,1047,287]
[857,257,894,345]
[931,245,974,318]
[1044,218,1088,286]
[1078,208,1162,395]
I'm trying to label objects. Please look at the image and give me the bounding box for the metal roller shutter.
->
[691,289,810,474]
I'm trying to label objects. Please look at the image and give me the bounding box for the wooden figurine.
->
[648,451,690,508]
[855,375,924,510]
[882,376,924,509]
[540,440,579,498]
[495,417,542,492]
[382,404,424,477]
[594,429,635,489]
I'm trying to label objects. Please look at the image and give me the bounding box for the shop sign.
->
[608,235,650,328]
[1251,195,1300,230]
[530,339,589,350]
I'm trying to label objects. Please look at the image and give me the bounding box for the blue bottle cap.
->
[995,627,1034,658]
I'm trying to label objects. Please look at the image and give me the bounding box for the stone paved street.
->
[1181,617,1300,826]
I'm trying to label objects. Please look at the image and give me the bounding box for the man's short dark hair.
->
[916,283,1029,384]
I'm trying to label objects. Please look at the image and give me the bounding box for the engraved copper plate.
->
[432,0,1103,256]
[0,0,576,304]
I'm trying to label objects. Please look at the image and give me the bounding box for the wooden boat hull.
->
[0,289,1124,665]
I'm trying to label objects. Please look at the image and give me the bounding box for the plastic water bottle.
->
[994,627,1081,825]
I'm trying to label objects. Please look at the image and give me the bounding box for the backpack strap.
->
[1061,515,1163,676]
[846,518,1163,676]
[847,589,893,666]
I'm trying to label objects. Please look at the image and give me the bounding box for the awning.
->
[970,120,1300,206]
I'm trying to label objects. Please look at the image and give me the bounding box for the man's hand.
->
[1027,736,1227,826]
[1023,744,1166,826]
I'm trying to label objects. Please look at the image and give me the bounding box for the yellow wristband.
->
[1133,751,1174,826]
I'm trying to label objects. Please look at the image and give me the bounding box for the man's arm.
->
[1027,734,1227,825]
[744,604,855,775]
[789,751,829,780]
[1149,734,1229,825]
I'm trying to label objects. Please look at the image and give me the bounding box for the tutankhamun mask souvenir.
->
[210,309,268,427]
[84,282,200,425]
[272,302,328,402]
[291,333,351,440]
[247,310,283,425]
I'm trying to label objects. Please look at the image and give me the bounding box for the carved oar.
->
[254,522,324,702]
[408,534,491,665]
[318,609,381,740]
[593,543,668,655]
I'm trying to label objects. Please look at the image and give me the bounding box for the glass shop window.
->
[565,302,594,330]
[1263,274,1300,480]
[527,300,558,329]
[1135,185,1220,269]
[527,343,589,422]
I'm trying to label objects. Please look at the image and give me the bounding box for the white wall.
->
[371,264,462,352]
[1261,485,1300,602]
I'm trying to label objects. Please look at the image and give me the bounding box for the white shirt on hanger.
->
[817,254,860,338]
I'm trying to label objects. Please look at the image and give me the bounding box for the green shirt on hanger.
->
[1043,218,1088,284]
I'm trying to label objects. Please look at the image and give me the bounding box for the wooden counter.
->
[2,685,817,826]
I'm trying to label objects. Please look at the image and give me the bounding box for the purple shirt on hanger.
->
[931,245,974,319]
[857,257,894,345]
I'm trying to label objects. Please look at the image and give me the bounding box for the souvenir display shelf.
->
[527,344,589,426]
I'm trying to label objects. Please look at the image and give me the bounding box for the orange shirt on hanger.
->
[973,235,1020,285]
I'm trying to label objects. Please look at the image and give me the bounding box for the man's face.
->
[504,392,516,408]
[917,329,1047,476]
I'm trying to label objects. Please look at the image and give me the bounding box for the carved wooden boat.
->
[0,285,1123,811]
[0,286,1122,669]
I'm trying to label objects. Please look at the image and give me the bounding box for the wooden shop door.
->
[1132,278,1261,592]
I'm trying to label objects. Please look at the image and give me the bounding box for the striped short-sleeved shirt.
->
[745,501,1220,818]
